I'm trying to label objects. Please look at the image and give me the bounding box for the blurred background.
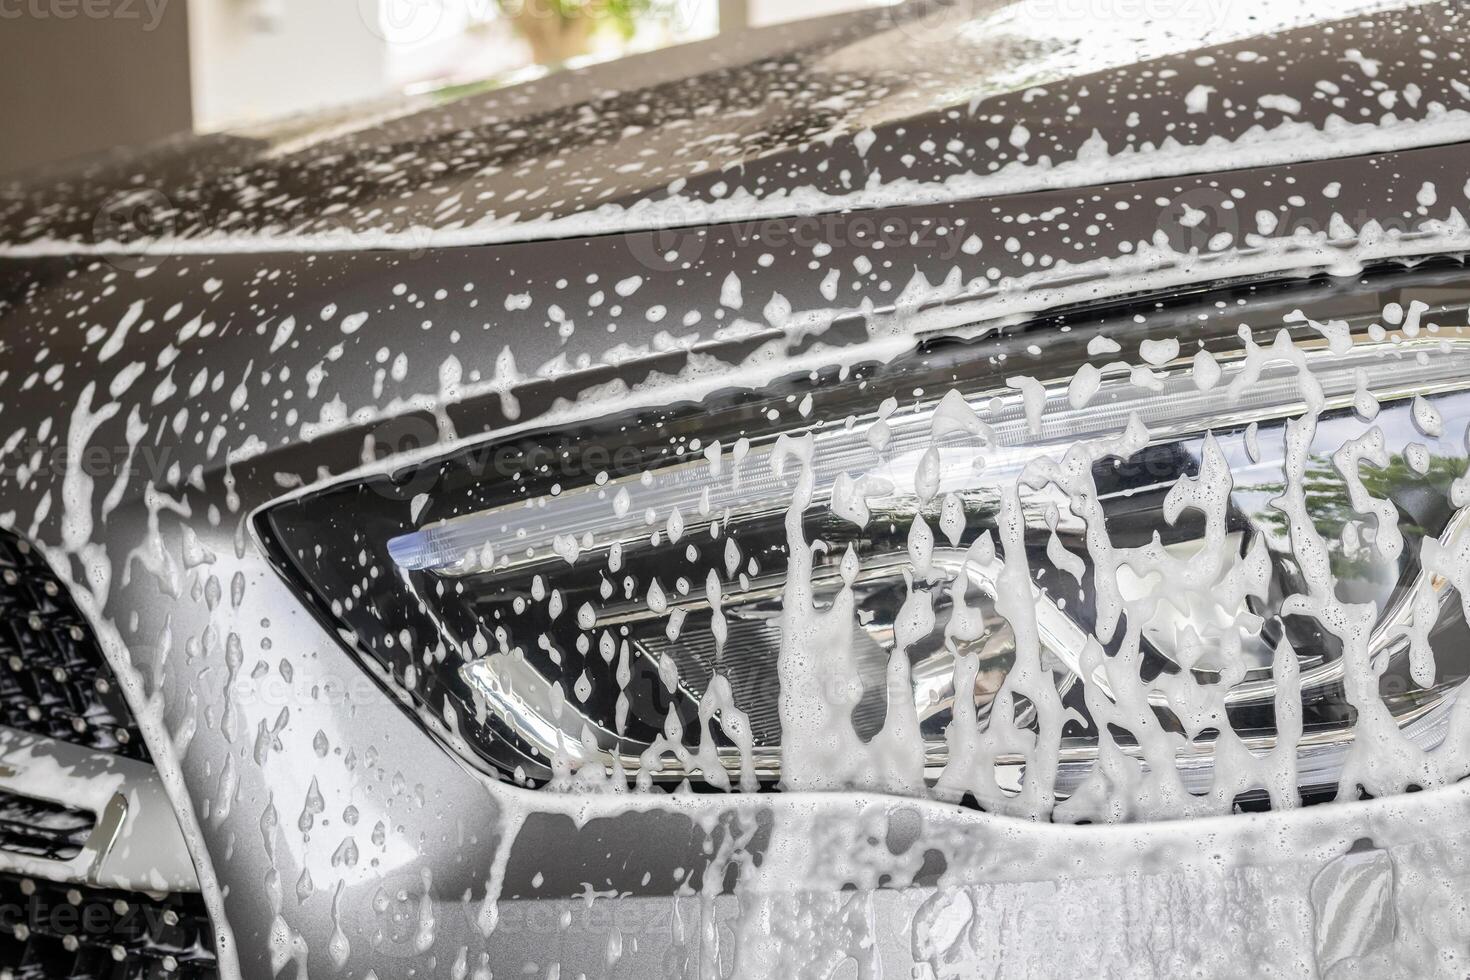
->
[0,0,873,175]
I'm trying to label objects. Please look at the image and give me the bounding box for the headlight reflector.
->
[262,264,1470,820]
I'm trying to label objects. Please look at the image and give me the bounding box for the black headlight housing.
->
[260,262,1470,820]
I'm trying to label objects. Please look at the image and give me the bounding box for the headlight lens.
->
[262,263,1470,820]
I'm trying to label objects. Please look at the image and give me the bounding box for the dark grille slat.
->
[0,531,146,761]
[0,872,217,979]
[0,787,94,861]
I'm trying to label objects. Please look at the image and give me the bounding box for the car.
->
[2,0,1470,975]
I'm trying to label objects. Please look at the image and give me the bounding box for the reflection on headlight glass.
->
[265,264,1470,821]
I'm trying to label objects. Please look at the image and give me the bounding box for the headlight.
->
[260,262,1470,821]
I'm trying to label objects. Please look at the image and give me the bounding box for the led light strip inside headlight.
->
[264,264,1470,821]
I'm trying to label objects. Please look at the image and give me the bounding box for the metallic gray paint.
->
[0,2,1468,975]
[2,1,1467,249]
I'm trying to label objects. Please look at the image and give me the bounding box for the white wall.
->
[188,0,393,130]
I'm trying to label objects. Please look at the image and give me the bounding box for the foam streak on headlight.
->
[263,266,1470,822]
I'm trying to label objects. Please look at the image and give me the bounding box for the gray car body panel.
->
[1,1,1470,976]
[3,0,1469,250]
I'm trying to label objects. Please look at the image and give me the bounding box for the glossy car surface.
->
[3,1,1470,976]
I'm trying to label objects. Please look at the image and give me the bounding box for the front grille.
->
[0,872,217,979]
[0,788,93,862]
[0,531,146,761]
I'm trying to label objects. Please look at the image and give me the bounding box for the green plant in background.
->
[1240,450,1462,583]
[496,0,660,63]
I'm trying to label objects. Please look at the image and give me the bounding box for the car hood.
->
[1,0,1466,254]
